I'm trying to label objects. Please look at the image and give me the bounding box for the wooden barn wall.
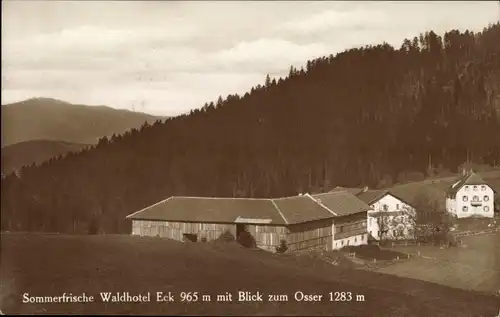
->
[333,213,367,240]
[131,219,345,253]
[131,220,236,241]
[286,219,333,252]
[246,225,288,252]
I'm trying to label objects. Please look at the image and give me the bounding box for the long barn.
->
[126,191,370,252]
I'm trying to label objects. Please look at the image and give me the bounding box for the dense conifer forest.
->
[2,24,500,234]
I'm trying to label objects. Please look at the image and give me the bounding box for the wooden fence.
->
[452,227,500,238]
[369,227,500,247]
[369,240,420,248]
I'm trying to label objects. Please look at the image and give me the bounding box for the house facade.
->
[445,172,495,218]
[312,191,369,249]
[126,191,370,253]
[356,189,415,241]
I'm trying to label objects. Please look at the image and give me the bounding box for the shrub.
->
[215,230,235,243]
[88,217,99,235]
[237,231,256,248]
[200,237,208,243]
[275,239,288,254]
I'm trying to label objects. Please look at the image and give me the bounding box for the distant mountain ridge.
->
[1,140,89,175]
[1,97,164,147]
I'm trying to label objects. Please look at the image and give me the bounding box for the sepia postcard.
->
[1,1,500,316]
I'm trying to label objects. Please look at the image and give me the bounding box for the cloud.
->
[210,39,329,69]
[2,24,200,70]
[278,8,388,35]
[2,1,499,116]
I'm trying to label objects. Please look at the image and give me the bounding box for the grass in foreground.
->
[0,233,499,316]
[375,233,500,293]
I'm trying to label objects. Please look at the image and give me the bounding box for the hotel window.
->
[472,195,479,202]
[484,206,490,212]
[462,196,468,202]
[473,186,478,191]
[383,204,389,212]
[481,185,486,191]
[464,186,469,191]
[396,204,400,210]
[484,196,489,202]
[462,206,468,212]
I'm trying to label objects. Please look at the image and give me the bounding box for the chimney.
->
[363,186,369,193]
[298,193,303,196]
[462,168,466,176]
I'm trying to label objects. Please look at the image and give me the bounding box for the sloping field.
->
[1,234,499,316]
[375,233,500,293]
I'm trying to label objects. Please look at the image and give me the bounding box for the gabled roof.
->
[272,194,335,224]
[126,196,287,225]
[312,191,371,216]
[126,191,370,225]
[446,172,489,197]
[355,189,387,205]
[355,189,414,207]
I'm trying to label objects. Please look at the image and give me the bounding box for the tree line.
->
[1,24,500,234]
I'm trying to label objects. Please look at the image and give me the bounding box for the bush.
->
[88,218,99,235]
[215,230,235,243]
[237,231,256,248]
[200,237,207,243]
[275,239,288,254]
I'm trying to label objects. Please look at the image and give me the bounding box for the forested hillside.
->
[2,24,500,234]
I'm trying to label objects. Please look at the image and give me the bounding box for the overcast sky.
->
[2,1,499,116]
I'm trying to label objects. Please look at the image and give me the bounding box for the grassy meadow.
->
[1,233,499,316]
[375,233,500,293]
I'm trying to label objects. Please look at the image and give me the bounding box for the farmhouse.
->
[445,171,496,218]
[356,189,415,241]
[126,191,370,252]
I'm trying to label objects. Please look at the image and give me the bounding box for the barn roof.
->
[126,192,370,225]
[272,194,335,224]
[312,191,371,216]
[126,197,286,225]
